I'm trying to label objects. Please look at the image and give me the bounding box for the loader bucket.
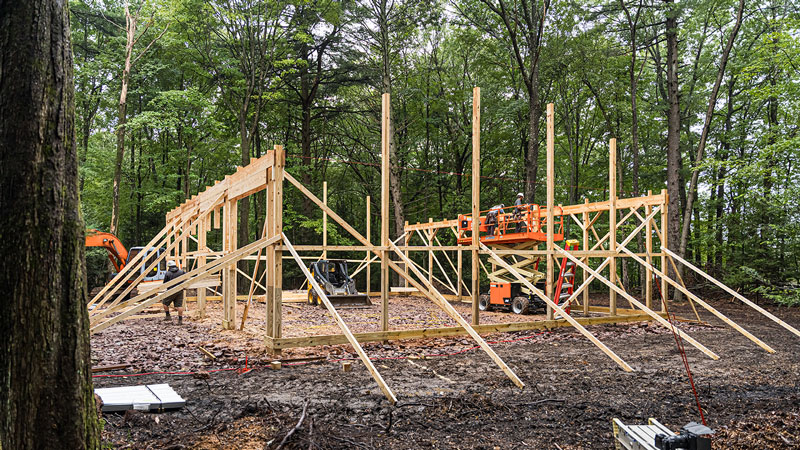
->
[325,294,372,308]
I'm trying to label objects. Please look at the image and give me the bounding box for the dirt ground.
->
[91,294,800,449]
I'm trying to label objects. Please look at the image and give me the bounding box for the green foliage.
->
[72,0,800,301]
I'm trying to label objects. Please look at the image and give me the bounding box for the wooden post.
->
[272,145,284,341]
[457,240,463,302]
[366,196,371,296]
[381,93,390,332]
[323,181,327,259]
[582,198,589,315]
[265,167,275,337]
[609,138,617,316]
[645,190,653,309]
[404,220,409,288]
[661,188,668,312]
[471,87,481,326]
[222,197,237,329]
[197,213,208,318]
[428,219,433,286]
[546,103,555,320]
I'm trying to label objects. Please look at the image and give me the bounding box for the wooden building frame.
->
[89,89,800,403]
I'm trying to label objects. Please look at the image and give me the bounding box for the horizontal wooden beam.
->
[266,314,659,350]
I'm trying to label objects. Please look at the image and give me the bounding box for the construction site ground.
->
[92,294,800,449]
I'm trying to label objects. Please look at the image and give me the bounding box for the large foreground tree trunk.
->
[0,1,101,449]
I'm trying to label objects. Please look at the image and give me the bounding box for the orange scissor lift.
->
[457,205,579,315]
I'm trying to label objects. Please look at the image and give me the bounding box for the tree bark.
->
[110,1,136,236]
[0,1,101,448]
[664,0,681,288]
[678,0,745,260]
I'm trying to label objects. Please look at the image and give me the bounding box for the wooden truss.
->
[89,89,800,404]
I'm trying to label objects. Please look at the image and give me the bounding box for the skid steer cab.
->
[479,281,548,314]
[307,260,372,308]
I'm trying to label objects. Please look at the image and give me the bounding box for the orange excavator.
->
[85,229,129,273]
[85,229,169,298]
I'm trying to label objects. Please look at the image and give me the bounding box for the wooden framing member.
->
[91,234,282,333]
[663,247,800,340]
[381,93,390,333]
[472,87,480,325]
[609,138,617,315]
[284,170,523,389]
[272,145,285,340]
[554,243,719,360]
[645,190,653,309]
[267,313,663,350]
[546,103,555,320]
[283,232,397,404]
[222,195,237,329]
[618,245,775,353]
[366,197,371,295]
[480,243,634,372]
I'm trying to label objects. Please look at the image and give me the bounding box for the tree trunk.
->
[111,1,136,236]
[664,0,681,291]
[678,0,745,260]
[525,69,542,203]
[0,1,101,448]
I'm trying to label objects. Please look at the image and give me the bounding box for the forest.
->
[73,0,800,303]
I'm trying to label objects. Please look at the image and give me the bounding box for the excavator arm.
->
[85,229,128,273]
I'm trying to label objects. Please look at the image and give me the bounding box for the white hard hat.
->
[517,193,524,197]
[167,260,177,267]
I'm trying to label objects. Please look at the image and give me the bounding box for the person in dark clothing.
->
[162,260,186,324]
[514,193,525,232]
[486,204,504,236]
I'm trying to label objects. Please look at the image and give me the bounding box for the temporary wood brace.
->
[480,243,634,372]
[554,243,719,360]
[283,232,397,404]
[663,247,800,340]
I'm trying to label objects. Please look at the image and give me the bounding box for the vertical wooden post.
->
[265,167,275,337]
[457,240,463,302]
[546,103,555,321]
[381,93,390,332]
[428,218,433,286]
[366,196,371,296]
[660,188,668,312]
[180,224,188,270]
[222,197,237,329]
[197,213,208,318]
[471,87,481,326]
[404,220,409,288]
[645,190,653,309]
[609,138,617,316]
[582,198,590,315]
[323,181,328,259]
[272,145,284,341]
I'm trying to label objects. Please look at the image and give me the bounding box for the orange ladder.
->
[555,239,579,314]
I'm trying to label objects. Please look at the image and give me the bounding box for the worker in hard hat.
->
[514,193,526,232]
[486,204,504,236]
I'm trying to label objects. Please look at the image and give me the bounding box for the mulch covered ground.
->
[91,294,800,449]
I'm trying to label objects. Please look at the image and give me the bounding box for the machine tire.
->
[511,296,529,315]
[478,294,491,311]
